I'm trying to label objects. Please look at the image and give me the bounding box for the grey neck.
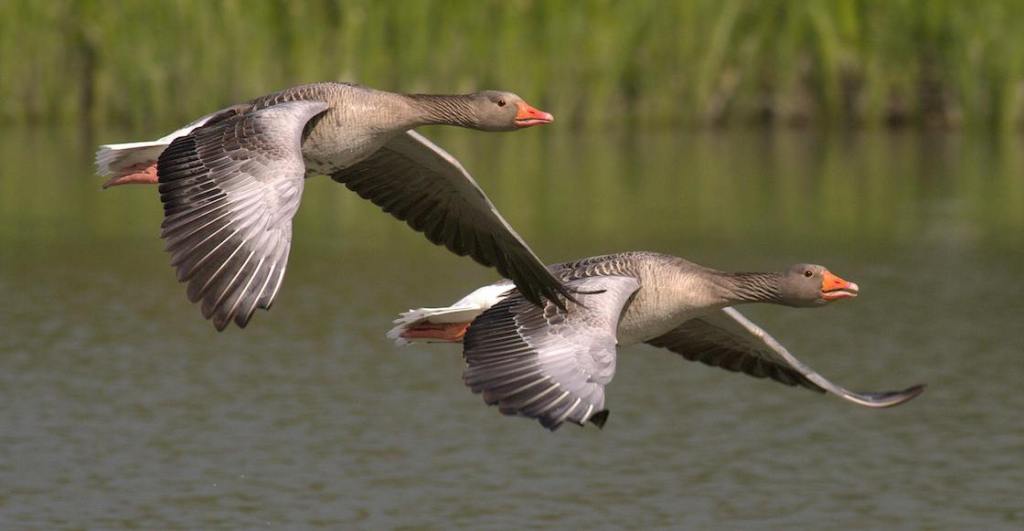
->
[711,271,784,305]
[404,94,480,128]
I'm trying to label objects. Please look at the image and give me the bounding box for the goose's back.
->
[549,252,725,345]
[248,82,410,174]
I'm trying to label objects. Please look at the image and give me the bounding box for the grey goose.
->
[95,82,566,330]
[389,252,925,430]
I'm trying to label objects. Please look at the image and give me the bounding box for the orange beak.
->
[514,101,554,127]
[821,271,859,301]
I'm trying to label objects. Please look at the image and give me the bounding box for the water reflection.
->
[0,126,1021,528]
[2,126,1022,250]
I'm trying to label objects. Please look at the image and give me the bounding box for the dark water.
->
[0,126,1022,529]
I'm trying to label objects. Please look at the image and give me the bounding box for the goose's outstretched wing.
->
[331,130,573,309]
[157,101,329,330]
[647,307,925,408]
[462,276,640,430]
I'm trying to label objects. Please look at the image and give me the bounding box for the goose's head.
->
[469,91,554,131]
[780,264,859,307]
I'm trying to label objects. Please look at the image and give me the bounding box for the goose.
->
[95,81,566,330]
[388,252,925,430]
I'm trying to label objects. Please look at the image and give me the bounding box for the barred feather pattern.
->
[462,276,640,430]
[157,101,329,330]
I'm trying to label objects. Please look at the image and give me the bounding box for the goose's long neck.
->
[711,271,784,305]
[404,94,479,128]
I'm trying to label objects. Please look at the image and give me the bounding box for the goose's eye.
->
[496,99,506,107]
[804,270,814,278]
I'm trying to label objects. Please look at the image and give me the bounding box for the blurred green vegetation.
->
[3,0,1024,130]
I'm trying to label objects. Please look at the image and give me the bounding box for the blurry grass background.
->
[3,0,1024,131]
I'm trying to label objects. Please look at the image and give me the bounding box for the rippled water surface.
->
[1,126,1022,528]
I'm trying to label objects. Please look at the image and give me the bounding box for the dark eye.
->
[496,99,506,107]
[804,270,814,278]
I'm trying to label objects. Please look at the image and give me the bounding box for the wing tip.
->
[589,409,610,429]
[535,408,611,431]
[852,382,927,408]
[212,306,239,331]
[891,383,927,405]
[521,280,577,311]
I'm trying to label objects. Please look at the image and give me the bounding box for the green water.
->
[0,125,1021,528]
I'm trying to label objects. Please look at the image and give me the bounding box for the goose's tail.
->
[95,140,170,188]
[387,281,515,346]
[95,113,218,188]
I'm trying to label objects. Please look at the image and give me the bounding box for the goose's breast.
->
[614,277,723,346]
[616,304,707,347]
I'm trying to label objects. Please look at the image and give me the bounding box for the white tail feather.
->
[387,281,515,346]
[94,111,220,177]
[95,142,168,177]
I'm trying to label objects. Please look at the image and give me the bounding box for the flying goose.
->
[95,82,566,330]
[389,252,925,430]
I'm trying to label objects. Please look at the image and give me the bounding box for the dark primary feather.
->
[157,101,329,330]
[462,276,640,430]
[332,130,573,309]
[647,314,822,391]
[647,307,925,408]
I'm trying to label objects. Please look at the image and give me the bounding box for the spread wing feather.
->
[157,101,329,330]
[647,307,925,408]
[332,131,572,309]
[462,276,640,430]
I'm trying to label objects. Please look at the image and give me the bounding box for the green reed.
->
[3,0,1023,130]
